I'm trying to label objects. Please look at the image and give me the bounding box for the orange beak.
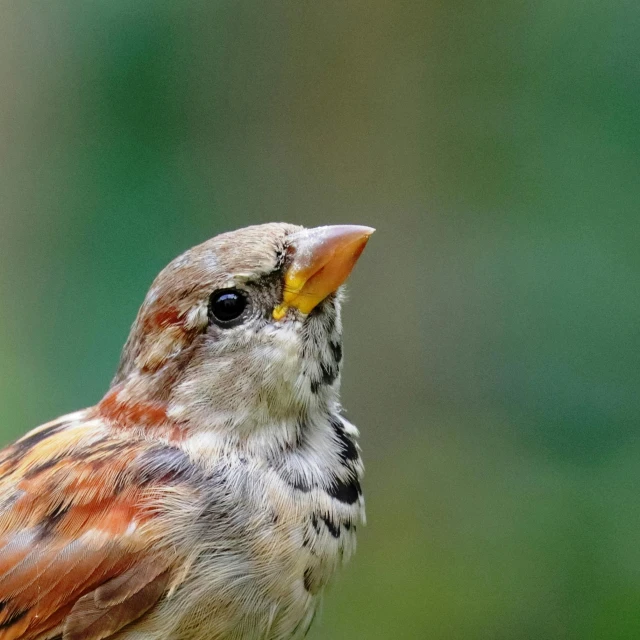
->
[273,225,375,320]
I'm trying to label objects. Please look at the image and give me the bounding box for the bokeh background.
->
[1,2,639,638]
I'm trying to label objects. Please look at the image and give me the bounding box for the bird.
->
[0,222,373,640]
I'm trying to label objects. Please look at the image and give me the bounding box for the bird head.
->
[101,223,373,443]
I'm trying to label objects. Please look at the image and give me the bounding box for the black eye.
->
[208,289,249,326]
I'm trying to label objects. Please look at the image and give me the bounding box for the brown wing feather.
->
[0,412,191,640]
[64,570,171,640]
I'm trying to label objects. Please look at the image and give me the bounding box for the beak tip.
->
[321,224,375,245]
[339,224,376,236]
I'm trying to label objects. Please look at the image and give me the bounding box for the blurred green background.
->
[1,2,639,638]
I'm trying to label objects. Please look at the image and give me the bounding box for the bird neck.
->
[95,364,340,454]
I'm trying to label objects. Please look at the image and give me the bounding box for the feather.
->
[94,558,172,607]
[0,415,184,640]
[64,571,170,640]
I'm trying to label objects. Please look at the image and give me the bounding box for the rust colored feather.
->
[0,415,187,640]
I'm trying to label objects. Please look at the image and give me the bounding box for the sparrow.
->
[0,223,373,640]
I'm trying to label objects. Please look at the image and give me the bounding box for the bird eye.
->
[208,289,249,326]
